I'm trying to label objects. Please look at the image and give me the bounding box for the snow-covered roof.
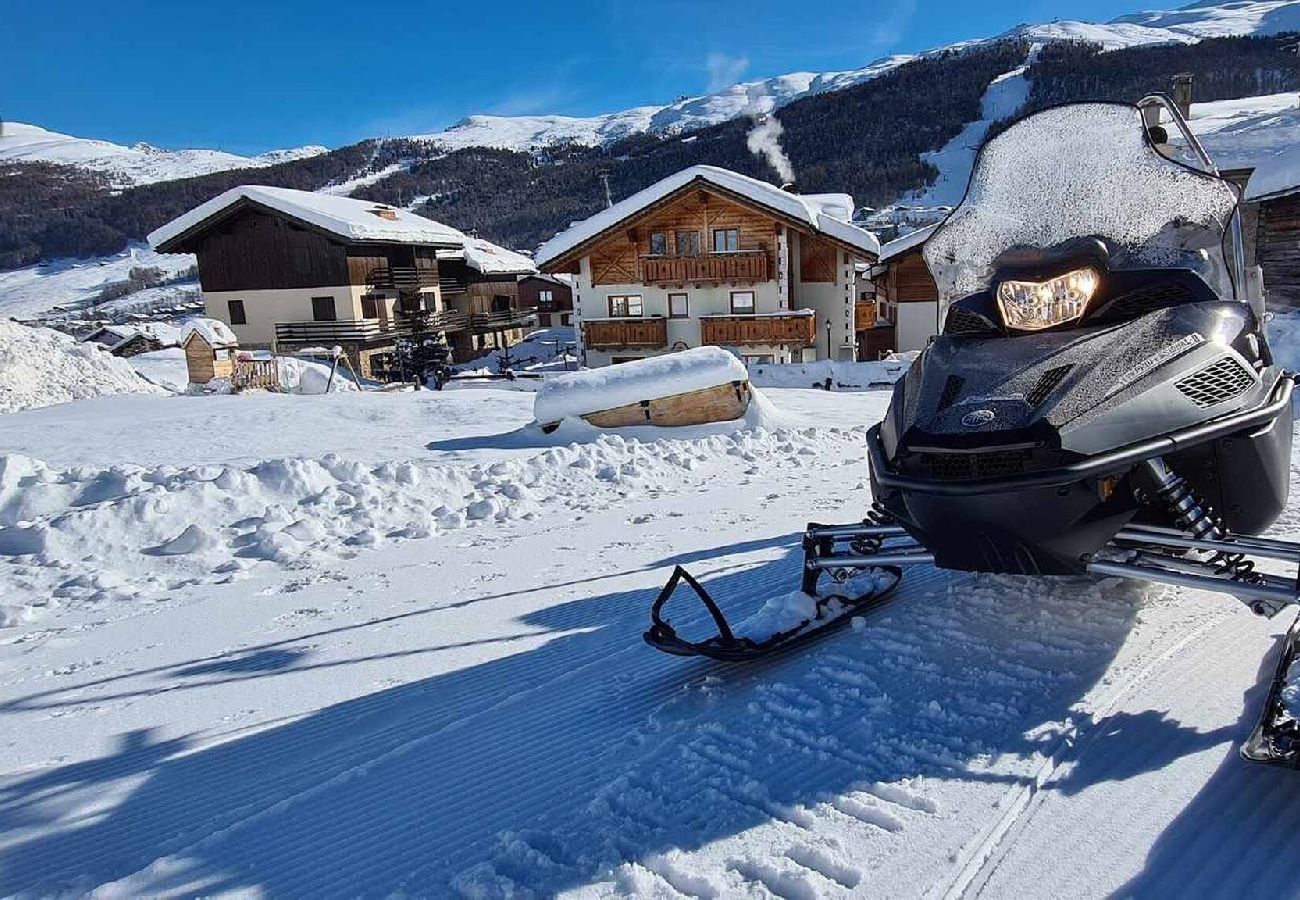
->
[149,185,468,251]
[1245,143,1300,202]
[878,223,938,262]
[535,165,880,266]
[436,235,536,275]
[183,317,239,349]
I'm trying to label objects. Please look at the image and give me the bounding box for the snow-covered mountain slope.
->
[0,245,196,320]
[0,121,326,187]
[417,0,1300,153]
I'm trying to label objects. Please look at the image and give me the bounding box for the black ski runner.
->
[644,564,903,661]
[1241,611,1300,768]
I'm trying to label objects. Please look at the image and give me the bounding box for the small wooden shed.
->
[182,319,239,384]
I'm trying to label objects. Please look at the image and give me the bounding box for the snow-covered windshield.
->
[923,103,1240,304]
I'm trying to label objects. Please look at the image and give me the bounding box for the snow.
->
[455,326,578,374]
[878,223,938,262]
[1244,128,1300,201]
[0,319,164,413]
[1284,657,1300,719]
[0,245,197,321]
[533,346,748,423]
[439,235,536,276]
[149,185,469,250]
[536,166,878,266]
[0,372,1296,896]
[183,316,238,349]
[0,121,325,188]
[748,357,912,389]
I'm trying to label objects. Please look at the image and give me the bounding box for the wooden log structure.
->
[540,380,751,433]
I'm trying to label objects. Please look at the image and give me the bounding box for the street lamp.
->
[824,317,833,360]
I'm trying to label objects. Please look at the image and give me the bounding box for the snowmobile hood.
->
[884,301,1271,460]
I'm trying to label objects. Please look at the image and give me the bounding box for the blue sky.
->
[6,0,1143,154]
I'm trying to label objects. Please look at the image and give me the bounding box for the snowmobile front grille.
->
[1092,282,1194,322]
[916,448,1033,480]
[944,307,999,337]
[1175,355,1255,408]
[1026,365,1073,407]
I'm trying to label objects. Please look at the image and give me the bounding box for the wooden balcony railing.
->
[700,312,816,347]
[470,309,538,333]
[274,310,469,345]
[367,266,439,291]
[582,317,668,350]
[639,251,770,284]
[855,301,878,330]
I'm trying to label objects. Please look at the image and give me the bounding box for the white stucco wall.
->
[201,284,418,347]
[895,301,941,352]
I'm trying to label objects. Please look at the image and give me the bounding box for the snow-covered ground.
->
[0,122,325,188]
[0,357,1298,895]
[0,245,197,321]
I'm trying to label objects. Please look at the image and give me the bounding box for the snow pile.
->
[185,317,238,348]
[275,356,359,394]
[0,319,163,414]
[0,423,858,623]
[748,357,911,390]
[1284,656,1300,720]
[534,347,748,423]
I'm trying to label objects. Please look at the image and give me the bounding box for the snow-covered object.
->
[747,357,911,389]
[1189,92,1300,172]
[0,121,324,188]
[149,186,468,250]
[1245,139,1300,202]
[1283,656,1300,720]
[924,104,1239,302]
[437,235,536,276]
[276,357,359,394]
[534,347,748,423]
[183,317,238,349]
[0,319,163,414]
[878,223,938,262]
[536,166,878,265]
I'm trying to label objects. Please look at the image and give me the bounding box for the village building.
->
[148,186,536,376]
[517,274,574,328]
[1243,145,1300,308]
[534,166,880,367]
[870,223,940,354]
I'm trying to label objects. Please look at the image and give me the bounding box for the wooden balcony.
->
[366,266,439,291]
[700,312,816,347]
[855,301,878,330]
[582,317,668,351]
[639,251,770,285]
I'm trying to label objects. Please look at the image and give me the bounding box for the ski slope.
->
[0,380,1297,897]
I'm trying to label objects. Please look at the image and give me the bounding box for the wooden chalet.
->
[535,166,880,367]
[149,186,535,377]
[517,274,574,328]
[870,223,940,355]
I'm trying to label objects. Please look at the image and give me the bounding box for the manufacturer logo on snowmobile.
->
[961,409,996,427]
[1106,332,1205,398]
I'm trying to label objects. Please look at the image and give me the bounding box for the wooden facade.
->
[183,332,235,384]
[880,250,939,304]
[1258,193,1300,307]
[584,189,778,288]
[699,313,815,347]
[583,318,669,350]
[194,208,350,292]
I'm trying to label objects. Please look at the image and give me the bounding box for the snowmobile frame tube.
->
[1115,524,1300,564]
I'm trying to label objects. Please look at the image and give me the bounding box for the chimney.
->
[780,182,798,194]
[369,207,398,221]
[1172,73,1193,121]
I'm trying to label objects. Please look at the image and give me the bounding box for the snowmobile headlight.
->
[995,267,1099,331]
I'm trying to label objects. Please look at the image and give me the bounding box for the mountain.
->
[0,122,327,188]
[414,0,1300,154]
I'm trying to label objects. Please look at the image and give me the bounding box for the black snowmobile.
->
[646,97,1300,768]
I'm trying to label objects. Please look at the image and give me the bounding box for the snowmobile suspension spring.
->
[849,502,896,556]
[1142,459,1264,585]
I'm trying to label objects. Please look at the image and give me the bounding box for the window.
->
[713,228,740,253]
[492,294,511,312]
[539,289,554,308]
[649,231,667,255]
[608,294,643,317]
[731,291,756,314]
[561,313,573,325]
[312,296,337,322]
[360,294,380,319]
[669,293,689,319]
[676,231,700,257]
[742,354,774,366]
[227,299,247,326]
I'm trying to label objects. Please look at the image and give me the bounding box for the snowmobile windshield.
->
[922,102,1240,305]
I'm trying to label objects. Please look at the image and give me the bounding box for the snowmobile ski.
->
[1241,612,1300,768]
[644,562,902,661]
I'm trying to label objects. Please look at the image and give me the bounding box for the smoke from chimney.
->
[743,89,795,185]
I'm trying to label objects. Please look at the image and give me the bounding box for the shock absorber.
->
[1140,458,1262,583]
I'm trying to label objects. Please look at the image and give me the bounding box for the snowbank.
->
[275,356,359,394]
[0,421,853,623]
[534,347,748,423]
[0,319,163,414]
[748,357,911,390]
